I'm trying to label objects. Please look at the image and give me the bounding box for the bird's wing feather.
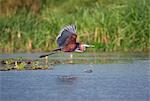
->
[56,24,77,48]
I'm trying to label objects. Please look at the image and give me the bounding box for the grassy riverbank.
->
[0,0,149,53]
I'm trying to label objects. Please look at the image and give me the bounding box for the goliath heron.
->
[39,24,94,58]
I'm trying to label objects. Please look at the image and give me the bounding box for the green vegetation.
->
[0,0,149,53]
[0,57,53,71]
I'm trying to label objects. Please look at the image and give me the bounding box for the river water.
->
[0,52,150,101]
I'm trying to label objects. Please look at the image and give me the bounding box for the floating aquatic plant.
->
[0,57,54,71]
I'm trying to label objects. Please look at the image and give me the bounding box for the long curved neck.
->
[74,43,85,52]
[75,43,95,52]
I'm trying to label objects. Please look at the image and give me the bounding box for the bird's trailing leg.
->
[39,48,61,58]
[39,52,56,58]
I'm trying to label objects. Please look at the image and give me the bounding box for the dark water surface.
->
[0,52,150,101]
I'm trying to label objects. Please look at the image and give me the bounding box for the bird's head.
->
[75,43,94,52]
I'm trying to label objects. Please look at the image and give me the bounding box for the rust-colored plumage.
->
[62,34,77,52]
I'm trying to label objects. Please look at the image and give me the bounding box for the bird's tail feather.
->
[39,48,61,58]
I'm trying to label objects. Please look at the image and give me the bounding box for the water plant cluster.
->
[0,57,54,71]
[0,0,149,53]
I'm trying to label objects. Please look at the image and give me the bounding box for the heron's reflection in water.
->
[56,75,78,85]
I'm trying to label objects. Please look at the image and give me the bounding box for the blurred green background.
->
[0,0,149,53]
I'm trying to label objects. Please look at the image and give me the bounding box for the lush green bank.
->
[0,0,149,53]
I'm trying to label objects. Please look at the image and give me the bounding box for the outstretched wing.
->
[56,24,77,48]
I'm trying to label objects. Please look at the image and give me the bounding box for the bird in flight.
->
[39,24,94,58]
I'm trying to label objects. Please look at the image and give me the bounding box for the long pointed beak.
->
[83,44,95,48]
